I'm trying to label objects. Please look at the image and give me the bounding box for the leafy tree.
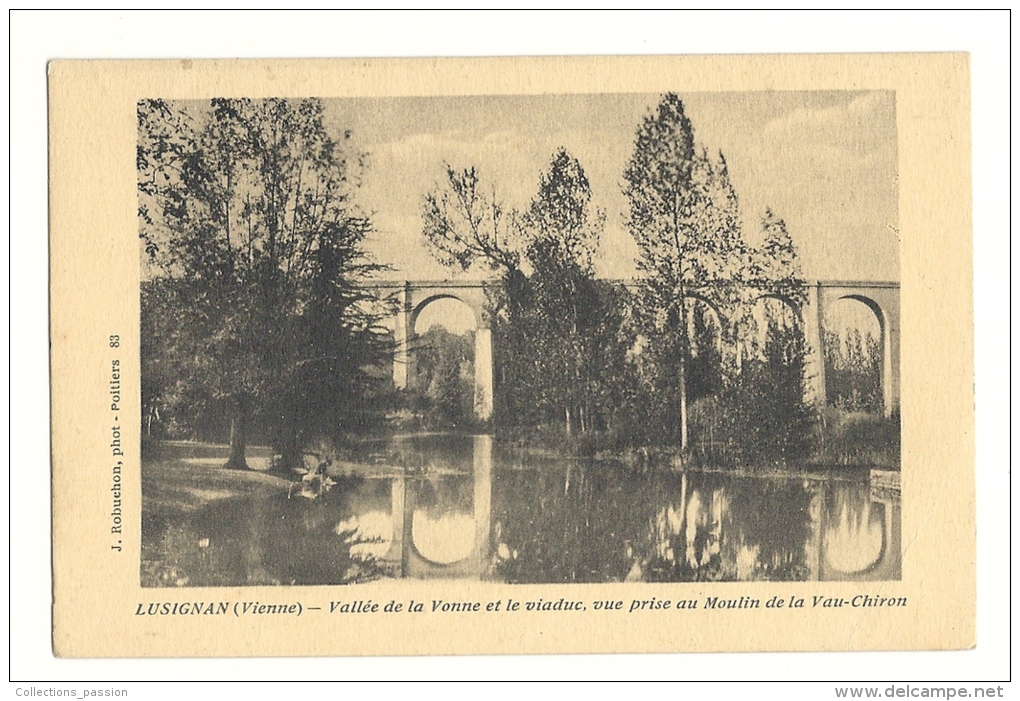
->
[623,95,817,462]
[710,209,814,465]
[420,164,530,427]
[421,164,522,275]
[518,149,607,435]
[749,209,804,300]
[522,149,602,273]
[734,320,815,463]
[686,301,724,402]
[413,327,474,425]
[420,149,624,436]
[138,98,390,470]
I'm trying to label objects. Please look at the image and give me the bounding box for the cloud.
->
[763,92,893,142]
[731,92,899,280]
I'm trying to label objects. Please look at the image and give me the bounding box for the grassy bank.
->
[140,441,291,520]
[809,408,900,469]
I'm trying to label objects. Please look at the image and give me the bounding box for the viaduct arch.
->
[802,281,900,417]
[364,280,494,420]
[363,279,900,419]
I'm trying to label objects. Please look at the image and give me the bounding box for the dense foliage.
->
[138,98,391,469]
[420,94,819,464]
[825,328,883,413]
[409,327,476,426]
[141,93,861,470]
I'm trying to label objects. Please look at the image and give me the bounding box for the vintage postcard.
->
[49,54,973,657]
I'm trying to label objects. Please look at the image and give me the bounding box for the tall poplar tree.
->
[623,94,747,449]
[520,149,606,435]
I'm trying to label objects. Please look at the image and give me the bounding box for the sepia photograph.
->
[17,9,1008,687]
[43,46,985,664]
[137,92,901,588]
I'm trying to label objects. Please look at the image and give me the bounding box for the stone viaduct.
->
[362,279,900,420]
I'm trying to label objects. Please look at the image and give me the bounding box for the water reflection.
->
[140,475,395,587]
[816,482,900,580]
[142,434,900,586]
[492,461,900,583]
[386,434,492,578]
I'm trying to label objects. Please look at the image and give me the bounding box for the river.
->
[141,433,900,586]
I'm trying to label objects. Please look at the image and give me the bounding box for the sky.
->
[329,91,899,285]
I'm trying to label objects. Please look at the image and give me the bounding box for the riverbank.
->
[493,408,900,473]
[810,409,900,469]
[141,438,425,521]
[141,441,399,588]
[141,409,899,525]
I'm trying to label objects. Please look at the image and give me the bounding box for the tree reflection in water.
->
[141,476,394,587]
[491,460,887,583]
[492,464,664,583]
[142,435,899,586]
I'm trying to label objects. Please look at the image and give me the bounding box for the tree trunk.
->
[676,296,691,452]
[224,410,249,470]
[275,430,303,474]
[679,359,689,451]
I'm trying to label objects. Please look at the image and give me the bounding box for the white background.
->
[9,10,1011,687]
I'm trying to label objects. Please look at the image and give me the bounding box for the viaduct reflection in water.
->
[329,434,494,578]
[142,434,900,586]
[337,434,900,583]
